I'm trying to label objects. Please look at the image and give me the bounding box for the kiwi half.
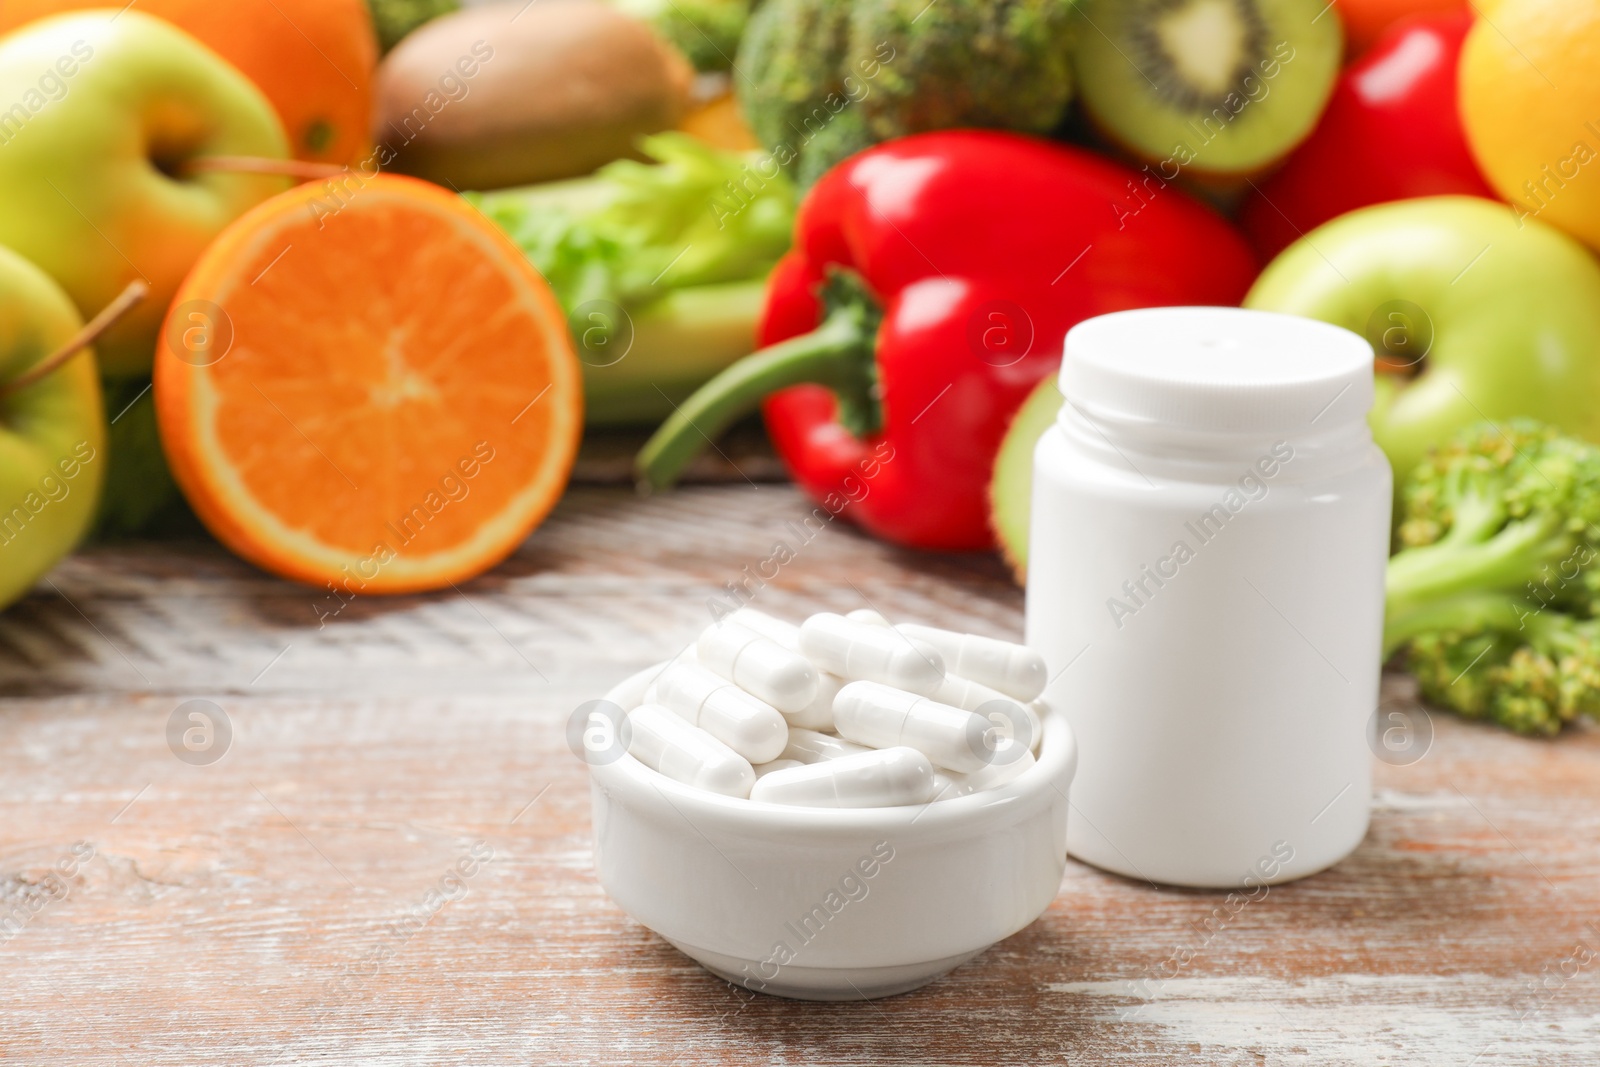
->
[1070,0,1341,175]
[989,375,1063,585]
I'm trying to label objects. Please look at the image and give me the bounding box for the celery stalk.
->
[583,280,769,424]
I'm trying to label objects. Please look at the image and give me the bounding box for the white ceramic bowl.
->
[587,662,1078,1000]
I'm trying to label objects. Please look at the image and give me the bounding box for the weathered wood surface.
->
[3,483,1598,1066]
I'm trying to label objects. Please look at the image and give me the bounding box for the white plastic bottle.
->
[1026,307,1391,889]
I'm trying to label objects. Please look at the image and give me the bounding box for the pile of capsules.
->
[627,608,1050,808]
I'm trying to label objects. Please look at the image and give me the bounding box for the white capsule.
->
[654,661,789,763]
[960,742,1036,793]
[928,740,1036,801]
[923,673,1043,753]
[725,608,802,650]
[643,644,697,703]
[921,671,1005,709]
[627,704,755,798]
[930,769,967,802]
[717,610,840,727]
[697,620,818,714]
[845,608,891,627]
[753,757,805,779]
[957,739,1036,792]
[800,612,945,691]
[780,727,870,764]
[750,746,937,808]
[894,624,1047,701]
[780,669,841,730]
[833,680,996,773]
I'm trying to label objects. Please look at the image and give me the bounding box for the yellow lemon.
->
[1460,0,1600,250]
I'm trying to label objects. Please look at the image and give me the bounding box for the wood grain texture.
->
[2,484,1598,1066]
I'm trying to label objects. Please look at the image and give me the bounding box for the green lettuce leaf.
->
[468,133,795,315]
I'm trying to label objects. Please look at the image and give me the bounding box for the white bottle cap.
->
[1060,307,1374,434]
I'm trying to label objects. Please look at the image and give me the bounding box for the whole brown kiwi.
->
[372,0,693,189]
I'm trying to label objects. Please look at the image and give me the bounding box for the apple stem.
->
[0,281,149,400]
[183,156,348,181]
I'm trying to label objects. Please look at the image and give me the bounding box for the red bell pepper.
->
[1332,0,1467,56]
[637,130,1256,551]
[1240,12,1493,260]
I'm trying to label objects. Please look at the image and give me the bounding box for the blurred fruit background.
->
[4,0,1600,734]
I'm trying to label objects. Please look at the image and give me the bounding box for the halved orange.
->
[154,173,582,594]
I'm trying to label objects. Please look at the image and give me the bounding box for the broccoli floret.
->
[1405,603,1600,736]
[786,108,876,189]
[1386,420,1600,735]
[1408,628,1505,722]
[736,0,1078,186]
[611,0,750,71]
[366,0,461,54]
[1385,421,1600,654]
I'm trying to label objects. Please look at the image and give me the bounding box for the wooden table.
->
[3,481,1598,1065]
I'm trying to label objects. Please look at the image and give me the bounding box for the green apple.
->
[0,246,106,610]
[989,373,1062,585]
[1245,195,1600,484]
[0,10,289,376]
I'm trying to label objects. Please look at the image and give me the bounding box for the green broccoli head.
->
[1388,420,1600,734]
[1405,613,1600,736]
[1386,420,1600,654]
[366,0,461,54]
[1488,645,1569,737]
[791,108,876,188]
[735,0,854,168]
[1408,629,1503,722]
[1514,608,1600,726]
[608,0,750,71]
[736,0,1077,186]
[654,0,750,71]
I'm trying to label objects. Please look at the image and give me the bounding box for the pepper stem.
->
[634,268,882,492]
